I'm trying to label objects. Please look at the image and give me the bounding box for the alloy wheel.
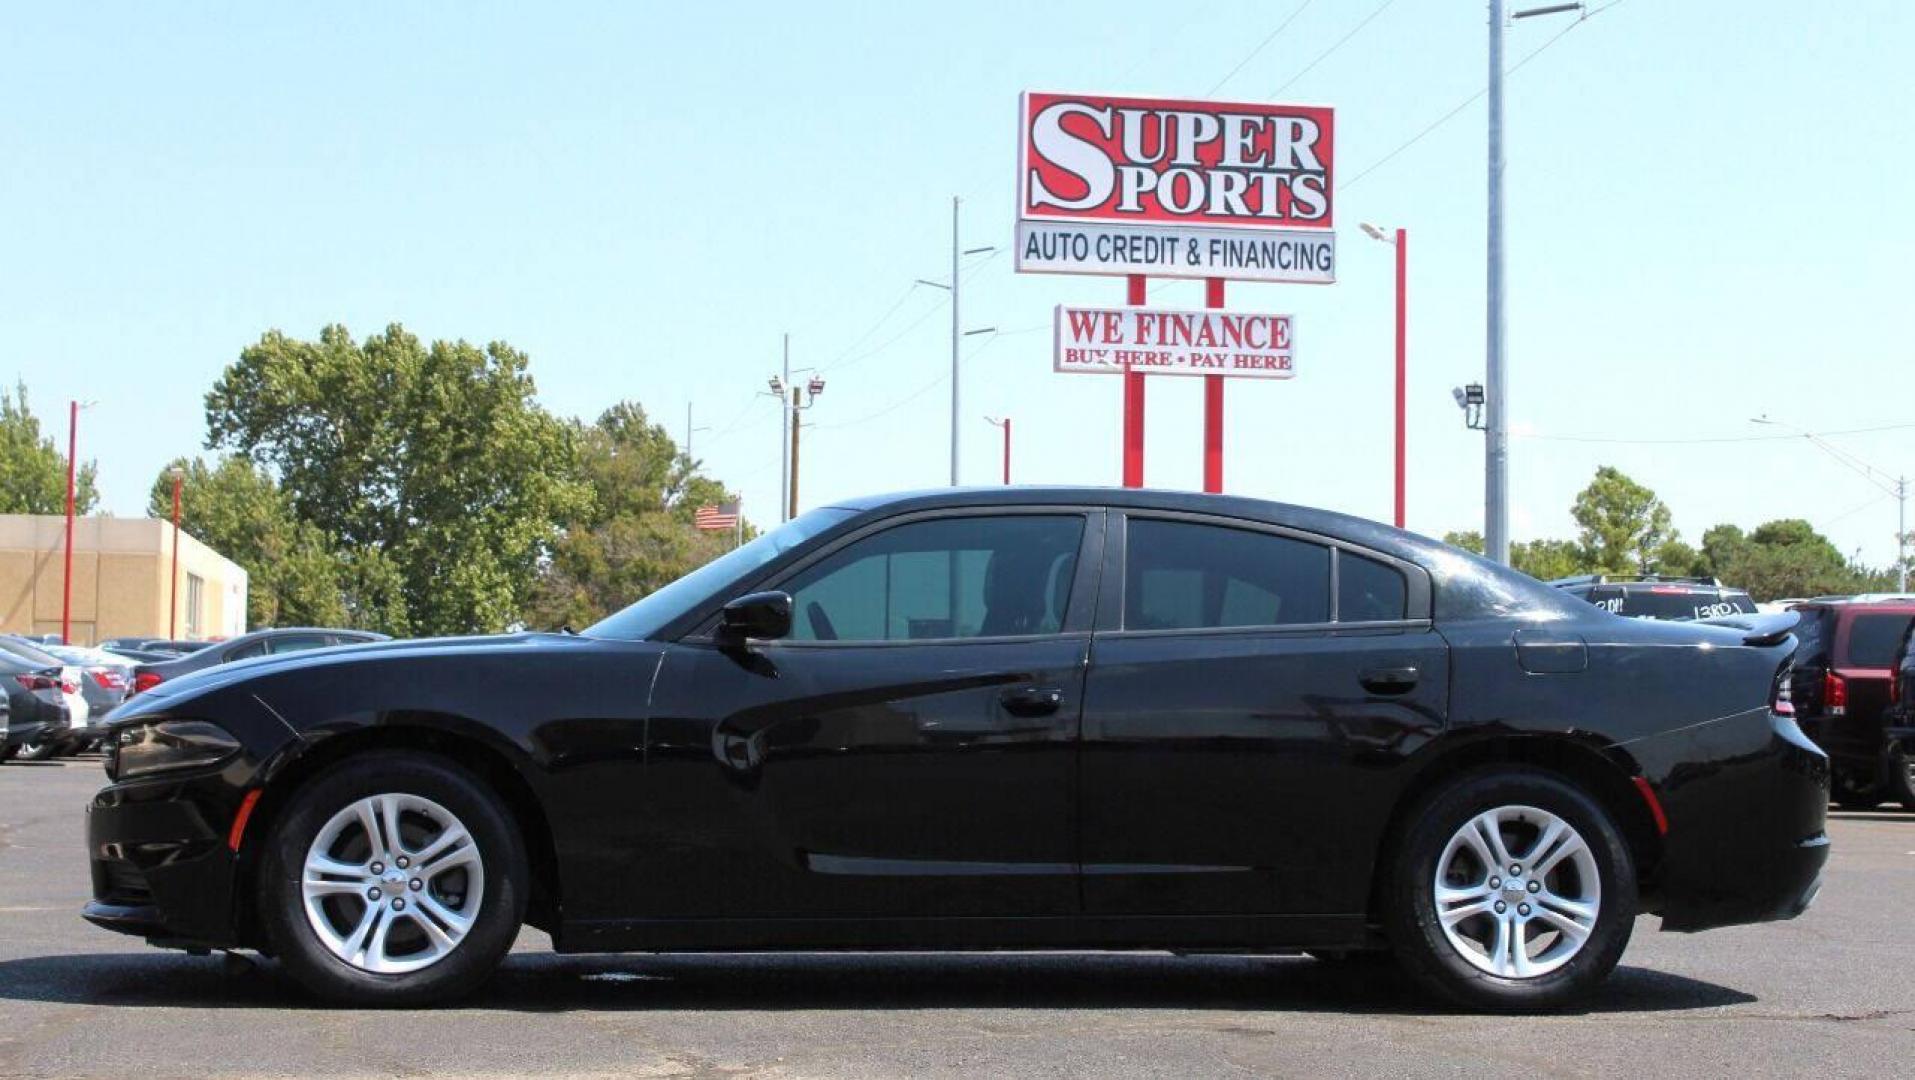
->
[1432,804,1601,979]
[301,793,485,975]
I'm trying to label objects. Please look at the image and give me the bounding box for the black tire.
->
[257,751,528,1006]
[0,744,17,762]
[1889,747,1915,812]
[1830,769,1884,810]
[1383,767,1637,1012]
[17,737,61,761]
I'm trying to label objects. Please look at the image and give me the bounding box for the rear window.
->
[1607,587,1756,621]
[1792,608,1834,666]
[1844,613,1915,668]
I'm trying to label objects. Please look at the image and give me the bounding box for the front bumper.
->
[84,773,247,949]
[1627,706,1830,933]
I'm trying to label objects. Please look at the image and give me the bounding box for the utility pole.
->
[1485,0,1509,565]
[789,386,801,520]
[765,370,825,521]
[684,402,710,466]
[950,196,960,486]
[1488,1,1587,562]
[918,198,996,487]
[1750,415,1908,591]
[779,335,790,521]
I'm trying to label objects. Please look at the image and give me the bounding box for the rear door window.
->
[1124,519,1330,630]
[1843,614,1915,669]
[1338,552,1407,622]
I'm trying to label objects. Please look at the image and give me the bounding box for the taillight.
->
[1824,671,1848,715]
[14,673,58,692]
[1773,668,1795,717]
[131,671,164,695]
[90,668,128,692]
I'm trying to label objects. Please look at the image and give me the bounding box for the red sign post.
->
[1017,92,1336,493]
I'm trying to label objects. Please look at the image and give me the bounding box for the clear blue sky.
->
[6,1,1912,565]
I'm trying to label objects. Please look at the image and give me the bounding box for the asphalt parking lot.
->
[0,757,1910,1079]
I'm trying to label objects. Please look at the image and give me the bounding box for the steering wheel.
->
[806,601,839,641]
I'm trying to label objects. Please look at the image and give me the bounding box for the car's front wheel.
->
[1383,767,1637,1012]
[257,751,528,1005]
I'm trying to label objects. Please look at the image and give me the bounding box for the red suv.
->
[1789,598,1915,808]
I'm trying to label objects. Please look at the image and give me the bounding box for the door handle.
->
[999,686,1064,718]
[1359,666,1420,695]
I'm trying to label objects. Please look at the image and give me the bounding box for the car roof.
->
[825,485,1417,551]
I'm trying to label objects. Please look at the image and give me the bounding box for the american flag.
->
[693,500,740,531]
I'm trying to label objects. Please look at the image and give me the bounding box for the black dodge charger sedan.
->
[86,488,1828,1010]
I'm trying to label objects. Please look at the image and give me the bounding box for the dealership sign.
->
[1016,220,1334,283]
[1054,305,1295,380]
[1017,92,1335,282]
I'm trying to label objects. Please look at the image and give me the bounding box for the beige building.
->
[0,515,248,645]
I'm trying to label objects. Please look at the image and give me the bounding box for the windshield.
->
[585,506,855,641]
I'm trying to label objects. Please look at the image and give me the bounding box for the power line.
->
[1344,0,1627,191]
[817,283,925,371]
[1517,420,1915,446]
[812,334,1005,433]
[1204,0,1317,97]
[1268,0,1401,98]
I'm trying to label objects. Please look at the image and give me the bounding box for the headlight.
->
[112,720,242,780]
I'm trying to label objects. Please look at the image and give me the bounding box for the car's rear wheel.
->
[1383,767,1636,1012]
[1888,747,1915,811]
[257,751,527,1005]
[1830,769,1884,810]
[17,737,60,761]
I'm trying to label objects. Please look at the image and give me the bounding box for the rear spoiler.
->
[1698,611,1800,647]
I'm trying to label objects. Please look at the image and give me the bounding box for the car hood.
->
[108,632,589,719]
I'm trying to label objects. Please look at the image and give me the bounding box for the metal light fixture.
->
[1454,383,1487,431]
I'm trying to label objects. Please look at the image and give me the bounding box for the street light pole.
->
[61,401,78,644]
[1362,225,1409,529]
[168,466,184,639]
[986,416,1011,484]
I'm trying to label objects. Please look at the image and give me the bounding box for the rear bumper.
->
[1625,706,1830,933]
[4,720,54,749]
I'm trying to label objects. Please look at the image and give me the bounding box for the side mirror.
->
[719,591,793,641]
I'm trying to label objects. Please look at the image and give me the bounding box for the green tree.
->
[1572,467,1675,574]
[526,402,744,629]
[1512,538,1586,581]
[1698,517,1867,600]
[146,456,349,630]
[1442,530,1485,555]
[0,382,99,515]
[204,324,588,636]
